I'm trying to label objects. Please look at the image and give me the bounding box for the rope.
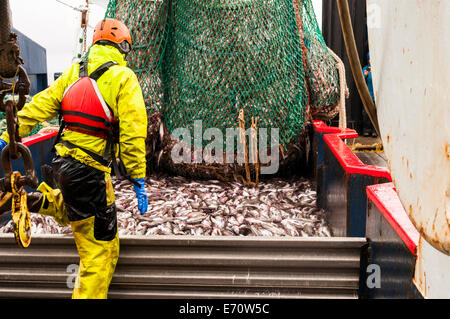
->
[329,48,349,129]
[238,109,251,185]
[250,117,259,185]
[0,66,19,95]
[82,27,87,54]
[238,109,259,187]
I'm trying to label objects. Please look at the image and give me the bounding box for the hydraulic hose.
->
[336,0,380,136]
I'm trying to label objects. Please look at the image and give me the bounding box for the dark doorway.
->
[322,0,369,133]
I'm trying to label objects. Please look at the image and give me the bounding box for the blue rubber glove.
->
[0,139,7,153]
[133,178,148,215]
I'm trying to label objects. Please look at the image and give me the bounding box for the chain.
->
[0,66,19,96]
[10,172,31,248]
[0,1,36,248]
[83,26,87,54]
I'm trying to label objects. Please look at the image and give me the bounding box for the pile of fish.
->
[0,175,332,237]
[0,213,72,235]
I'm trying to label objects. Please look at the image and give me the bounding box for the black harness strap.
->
[79,60,88,78]
[86,61,117,118]
[52,60,139,187]
[60,140,109,167]
[62,110,109,124]
[64,122,110,133]
[104,131,139,187]
[89,61,117,81]
[78,60,117,80]
[52,119,67,153]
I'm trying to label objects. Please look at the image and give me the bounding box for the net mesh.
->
[105,0,340,149]
[106,0,169,112]
[301,0,340,119]
[0,95,45,136]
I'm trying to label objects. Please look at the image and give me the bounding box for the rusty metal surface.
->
[367,0,450,255]
[0,0,23,78]
[0,0,38,249]
[414,237,450,299]
[0,0,12,43]
[0,234,366,299]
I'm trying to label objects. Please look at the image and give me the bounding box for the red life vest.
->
[53,60,140,186]
[60,61,119,141]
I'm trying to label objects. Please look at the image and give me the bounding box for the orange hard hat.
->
[93,18,132,53]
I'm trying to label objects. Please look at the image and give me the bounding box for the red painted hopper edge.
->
[323,128,392,180]
[20,124,419,256]
[312,120,356,134]
[313,121,418,255]
[22,131,58,146]
[314,121,390,180]
[367,183,420,256]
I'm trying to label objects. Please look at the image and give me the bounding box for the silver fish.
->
[0,174,332,238]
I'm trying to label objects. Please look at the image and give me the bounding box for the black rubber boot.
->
[0,192,44,218]
[27,192,44,213]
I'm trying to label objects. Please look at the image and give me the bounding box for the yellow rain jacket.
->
[1,44,148,299]
[0,44,147,179]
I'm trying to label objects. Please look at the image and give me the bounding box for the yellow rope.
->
[238,109,252,185]
[0,66,20,98]
[250,116,259,185]
[237,109,260,187]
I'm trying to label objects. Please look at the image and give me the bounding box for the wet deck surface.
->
[354,152,388,168]
[346,136,388,168]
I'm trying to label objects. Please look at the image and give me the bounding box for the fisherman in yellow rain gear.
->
[0,18,148,299]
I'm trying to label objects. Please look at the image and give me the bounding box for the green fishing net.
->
[0,95,44,136]
[106,0,340,148]
[301,0,340,119]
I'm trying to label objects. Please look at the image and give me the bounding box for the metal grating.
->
[0,235,366,299]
